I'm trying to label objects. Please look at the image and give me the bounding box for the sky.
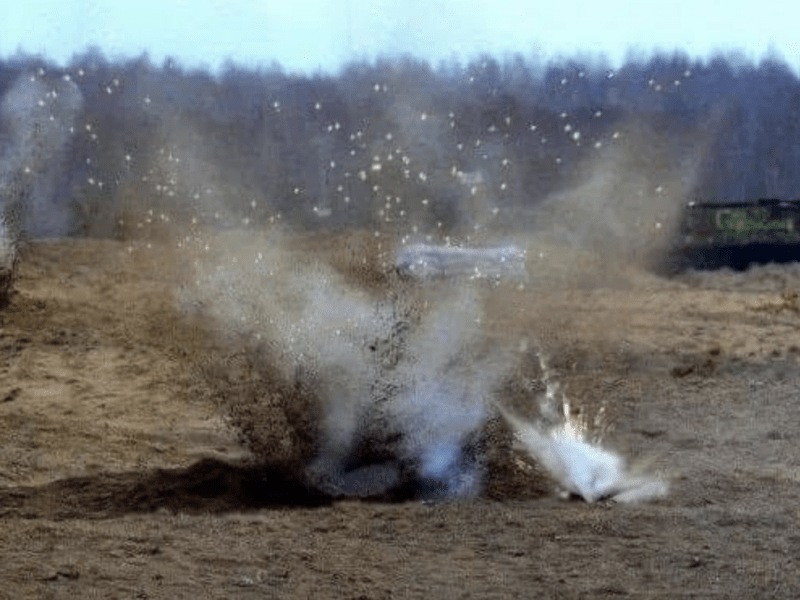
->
[2,0,800,75]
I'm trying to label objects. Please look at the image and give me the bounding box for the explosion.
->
[498,348,668,503]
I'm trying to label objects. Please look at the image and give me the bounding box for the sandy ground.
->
[1,236,800,598]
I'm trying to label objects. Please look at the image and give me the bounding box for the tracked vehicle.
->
[671,198,800,270]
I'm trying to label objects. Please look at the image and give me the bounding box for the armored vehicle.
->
[670,198,800,271]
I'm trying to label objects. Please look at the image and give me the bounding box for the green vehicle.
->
[669,198,800,271]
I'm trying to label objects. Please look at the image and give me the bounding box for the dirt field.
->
[1,236,800,599]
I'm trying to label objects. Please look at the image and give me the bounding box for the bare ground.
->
[1,237,800,598]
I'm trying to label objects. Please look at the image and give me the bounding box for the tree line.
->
[1,49,799,237]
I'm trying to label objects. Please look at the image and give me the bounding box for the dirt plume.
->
[519,116,718,287]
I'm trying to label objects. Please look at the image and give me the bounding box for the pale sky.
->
[2,0,799,74]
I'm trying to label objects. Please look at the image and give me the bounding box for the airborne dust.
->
[1,55,745,501]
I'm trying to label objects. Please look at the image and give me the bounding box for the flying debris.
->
[395,243,527,281]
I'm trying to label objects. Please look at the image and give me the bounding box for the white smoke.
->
[497,349,668,503]
[386,284,503,497]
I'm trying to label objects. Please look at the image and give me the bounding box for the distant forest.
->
[1,49,800,237]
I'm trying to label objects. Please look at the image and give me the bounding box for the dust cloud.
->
[175,226,516,499]
[0,63,714,501]
[517,116,719,288]
[164,113,709,500]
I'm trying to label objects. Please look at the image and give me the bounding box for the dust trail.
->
[0,73,83,238]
